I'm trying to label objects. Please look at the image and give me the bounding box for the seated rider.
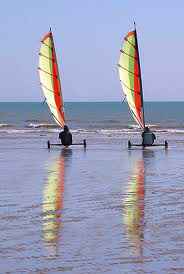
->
[142,126,156,146]
[59,125,72,147]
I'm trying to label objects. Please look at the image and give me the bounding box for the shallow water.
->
[1,133,184,273]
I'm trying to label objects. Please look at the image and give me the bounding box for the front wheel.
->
[128,140,131,149]
[165,140,168,148]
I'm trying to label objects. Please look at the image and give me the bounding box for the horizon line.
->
[1,100,184,103]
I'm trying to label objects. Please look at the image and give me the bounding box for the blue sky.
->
[0,0,184,101]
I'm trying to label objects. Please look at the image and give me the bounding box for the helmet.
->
[145,126,150,132]
[64,125,69,132]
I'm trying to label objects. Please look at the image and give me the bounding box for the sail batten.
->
[120,50,138,60]
[118,28,145,129]
[38,67,58,78]
[120,81,141,94]
[39,53,55,61]
[118,64,140,77]
[40,82,60,95]
[39,31,65,128]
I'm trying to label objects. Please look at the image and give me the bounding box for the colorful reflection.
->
[123,159,145,256]
[42,149,71,253]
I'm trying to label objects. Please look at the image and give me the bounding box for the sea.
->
[1,101,184,140]
[1,102,184,273]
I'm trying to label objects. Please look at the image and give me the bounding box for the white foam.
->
[100,129,139,134]
[146,124,159,128]
[27,123,58,129]
[128,123,159,129]
[128,124,140,129]
[163,129,184,134]
[0,126,184,136]
[0,123,13,128]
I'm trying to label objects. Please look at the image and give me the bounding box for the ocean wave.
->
[128,123,159,129]
[26,123,59,129]
[71,128,98,134]
[70,128,140,135]
[71,127,184,135]
[100,119,121,124]
[100,129,139,134]
[0,129,49,134]
[25,119,41,123]
[146,124,160,128]
[0,126,184,136]
[0,123,13,128]
[160,129,184,134]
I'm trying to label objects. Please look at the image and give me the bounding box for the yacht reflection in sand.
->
[42,149,72,254]
[123,150,154,256]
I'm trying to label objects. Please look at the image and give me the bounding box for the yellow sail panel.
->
[118,30,145,128]
[39,31,65,127]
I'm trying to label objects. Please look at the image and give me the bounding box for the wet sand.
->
[1,134,184,273]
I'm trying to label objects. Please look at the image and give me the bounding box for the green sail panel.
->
[118,30,145,128]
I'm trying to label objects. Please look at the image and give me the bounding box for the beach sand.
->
[1,133,184,273]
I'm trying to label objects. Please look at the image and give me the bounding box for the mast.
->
[134,22,145,129]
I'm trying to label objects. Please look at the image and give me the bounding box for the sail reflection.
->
[123,159,145,256]
[42,149,72,254]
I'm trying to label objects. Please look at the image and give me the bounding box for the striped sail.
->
[39,30,65,127]
[118,28,145,128]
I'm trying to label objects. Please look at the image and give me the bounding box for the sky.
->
[0,0,184,102]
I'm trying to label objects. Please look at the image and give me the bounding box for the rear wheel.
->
[83,139,87,148]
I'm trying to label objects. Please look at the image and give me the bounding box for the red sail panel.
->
[134,47,143,126]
